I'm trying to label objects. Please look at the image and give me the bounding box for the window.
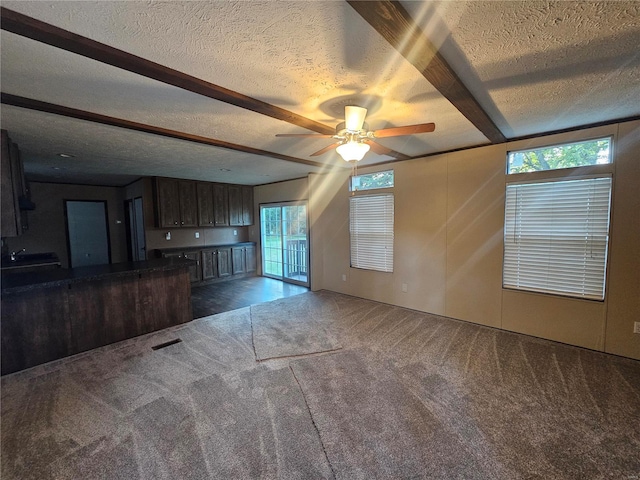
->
[350,170,394,191]
[507,137,611,174]
[503,176,612,300]
[350,194,394,272]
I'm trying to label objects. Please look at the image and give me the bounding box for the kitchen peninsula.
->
[1,256,194,375]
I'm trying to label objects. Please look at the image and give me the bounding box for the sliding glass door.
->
[260,202,309,286]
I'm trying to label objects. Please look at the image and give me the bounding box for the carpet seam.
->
[289,365,337,480]
[249,305,258,362]
[255,346,343,363]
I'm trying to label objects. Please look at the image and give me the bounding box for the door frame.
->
[124,196,146,261]
[64,199,111,268]
[259,201,309,287]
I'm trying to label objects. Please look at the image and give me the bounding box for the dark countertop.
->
[155,241,256,254]
[1,257,195,295]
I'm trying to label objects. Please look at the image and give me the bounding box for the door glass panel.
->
[283,205,308,283]
[261,206,282,277]
[260,203,308,286]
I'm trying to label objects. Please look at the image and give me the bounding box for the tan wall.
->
[5,182,127,268]
[304,119,639,360]
[605,120,640,358]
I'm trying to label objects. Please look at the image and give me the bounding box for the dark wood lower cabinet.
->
[217,247,232,278]
[232,244,256,275]
[183,251,202,283]
[1,266,192,375]
[232,246,246,275]
[160,244,252,285]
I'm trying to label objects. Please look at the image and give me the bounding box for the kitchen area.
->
[1,130,257,375]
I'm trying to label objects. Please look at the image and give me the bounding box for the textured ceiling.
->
[1,1,639,186]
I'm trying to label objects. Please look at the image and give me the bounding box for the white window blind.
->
[350,194,394,272]
[504,176,612,300]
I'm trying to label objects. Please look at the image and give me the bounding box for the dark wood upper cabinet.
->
[229,185,254,227]
[197,182,214,226]
[156,178,181,227]
[155,178,249,228]
[178,181,198,227]
[213,183,229,226]
[155,178,197,228]
[242,186,254,226]
[228,185,243,226]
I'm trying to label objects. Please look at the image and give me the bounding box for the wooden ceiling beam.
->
[347,0,507,144]
[1,93,330,169]
[0,7,335,135]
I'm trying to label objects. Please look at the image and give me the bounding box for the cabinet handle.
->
[174,221,178,225]
[181,221,184,225]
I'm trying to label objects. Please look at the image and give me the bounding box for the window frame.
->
[506,135,613,175]
[349,169,394,192]
[349,185,395,273]
[502,127,617,301]
[502,174,613,301]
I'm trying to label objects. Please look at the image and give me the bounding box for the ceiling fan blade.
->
[310,143,340,157]
[345,106,368,131]
[276,133,334,138]
[366,140,394,156]
[365,140,412,161]
[372,123,435,138]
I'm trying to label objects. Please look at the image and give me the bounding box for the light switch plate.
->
[195,232,200,239]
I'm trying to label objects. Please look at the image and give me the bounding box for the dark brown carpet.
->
[2,291,638,479]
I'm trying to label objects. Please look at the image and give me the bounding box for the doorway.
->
[64,200,111,268]
[125,197,146,261]
[260,202,309,287]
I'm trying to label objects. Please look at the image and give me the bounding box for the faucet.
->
[10,248,25,261]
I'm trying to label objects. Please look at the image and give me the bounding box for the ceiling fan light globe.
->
[336,142,370,162]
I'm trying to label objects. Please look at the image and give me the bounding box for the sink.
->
[1,252,61,270]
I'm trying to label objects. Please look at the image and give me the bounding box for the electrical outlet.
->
[165,231,171,241]
[634,322,640,334]
[401,283,408,293]
[233,230,238,236]
[342,274,347,282]
[195,232,200,239]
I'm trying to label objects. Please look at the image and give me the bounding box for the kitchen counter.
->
[1,257,194,294]
[154,241,255,255]
[1,257,194,375]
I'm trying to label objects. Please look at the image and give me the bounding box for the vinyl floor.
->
[190,275,308,319]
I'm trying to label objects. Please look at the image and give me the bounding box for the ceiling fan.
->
[276,106,435,162]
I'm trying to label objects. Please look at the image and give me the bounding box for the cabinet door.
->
[242,186,254,226]
[202,249,218,279]
[179,181,198,227]
[217,247,232,277]
[245,245,256,273]
[228,185,243,226]
[156,178,180,227]
[232,246,246,275]
[213,184,229,226]
[197,183,214,226]
[183,251,202,283]
[1,131,19,237]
